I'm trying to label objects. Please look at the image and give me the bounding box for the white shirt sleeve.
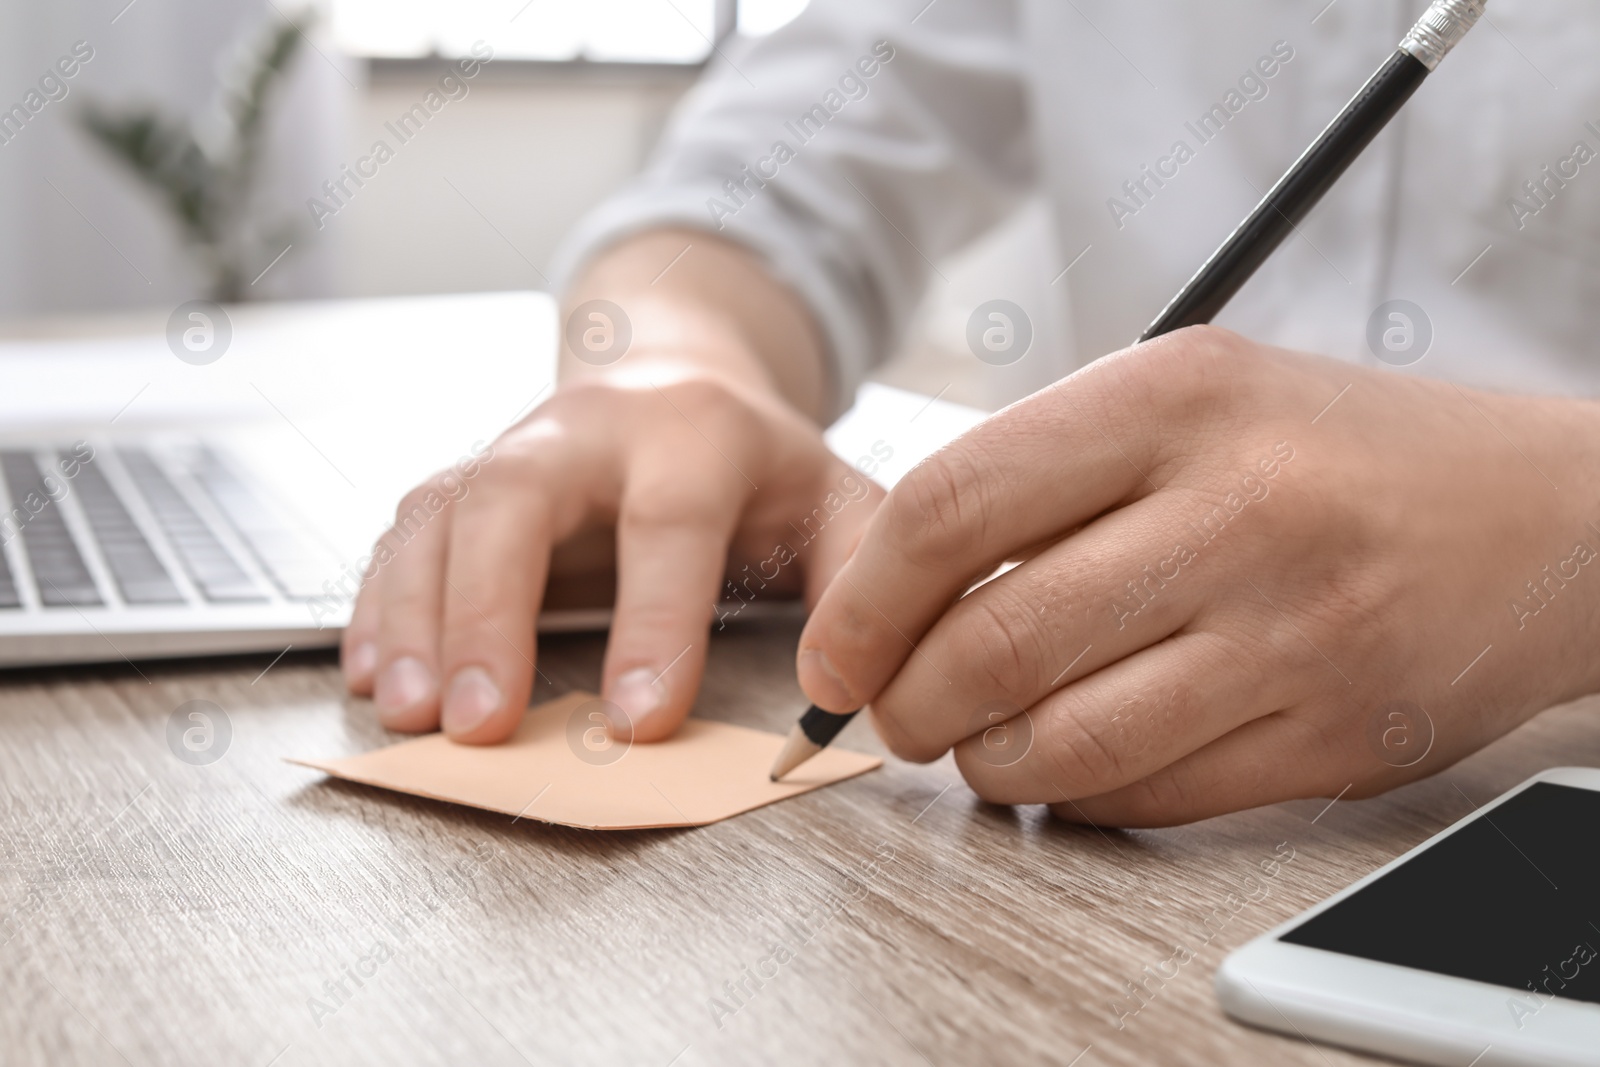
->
[550,0,1034,415]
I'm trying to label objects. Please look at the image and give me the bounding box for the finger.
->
[436,457,585,745]
[372,488,453,731]
[795,341,1183,711]
[601,432,751,742]
[950,629,1291,805]
[1046,709,1360,828]
[798,331,1309,715]
[341,550,385,695]
[867,495,1213,761]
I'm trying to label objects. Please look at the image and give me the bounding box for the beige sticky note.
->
[290,691,881,830]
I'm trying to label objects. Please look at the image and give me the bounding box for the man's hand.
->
[796,326,1600,826]
[341,230,880,745]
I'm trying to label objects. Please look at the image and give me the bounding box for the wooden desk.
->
[3,618,1597,1067]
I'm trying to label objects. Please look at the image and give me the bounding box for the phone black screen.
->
[1281,782,1600,1006]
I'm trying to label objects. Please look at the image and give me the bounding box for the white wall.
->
[321,63,691,298]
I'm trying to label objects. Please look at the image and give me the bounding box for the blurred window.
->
[737,0,809,36]
[330,0,808,62]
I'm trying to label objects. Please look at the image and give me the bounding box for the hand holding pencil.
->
[774,0,1487,784]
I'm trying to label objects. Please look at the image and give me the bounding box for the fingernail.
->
[442,666,502,735]
[798,648,854,710]
[345,641,377,681]
[375,656,435,721]
[608,668,665,739]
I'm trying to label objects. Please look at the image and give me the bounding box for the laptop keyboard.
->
[1,452,103,608]
[73,460,185,605]
[191,451,330,601]
[0,445,331,610]
[0,542,17,608]
[119,449,267,604]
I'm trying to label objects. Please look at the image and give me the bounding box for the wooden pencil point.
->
[769,725,822,781]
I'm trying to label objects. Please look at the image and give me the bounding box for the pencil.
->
[769,705,858,781]
[770,0,1486,782]
[1139,0,1486,341]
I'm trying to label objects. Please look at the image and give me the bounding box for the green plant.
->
[77,13,310,302]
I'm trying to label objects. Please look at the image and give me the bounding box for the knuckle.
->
[1040,702,1134,795]
[618,491,706,534]
[888,450,988,568]
[392,483,445,528]
[619,472,736,533]
[535,376,640,423]
[465,446,569,522]
[630,377,774,483]
[479,437,557,485]
[397,463,475,512]
[389,479,470,551]
[1274,708,1360,784]
[495,390,598,461]
[1038,678,1201,795]
[869,701,941,763]
[1143,323,1246,370]
[1165,322,1245,359]
[1115,766,1208,826]
[948,593,1047,701]
[656,377,762,437]
[1118,323,1258,409]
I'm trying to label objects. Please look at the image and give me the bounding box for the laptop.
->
[0,293,984,669]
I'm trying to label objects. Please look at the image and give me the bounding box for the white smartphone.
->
[1218,767,1600,1067]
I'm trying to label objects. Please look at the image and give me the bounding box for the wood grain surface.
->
[2,617,1596,1067]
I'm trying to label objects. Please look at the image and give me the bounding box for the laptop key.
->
[119,449,267,604]
[0,539,20,608]
[1,451,103,608]
[192,449,330,601]
[72,460,185,605]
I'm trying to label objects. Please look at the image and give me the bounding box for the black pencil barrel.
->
[798,705,858,746]
[1139,50,1430,342]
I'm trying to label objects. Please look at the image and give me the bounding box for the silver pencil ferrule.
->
[1399,0,1487,70]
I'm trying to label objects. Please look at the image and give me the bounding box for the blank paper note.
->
[289,691,882,830]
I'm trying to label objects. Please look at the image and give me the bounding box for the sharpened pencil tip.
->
[768,724,823,782]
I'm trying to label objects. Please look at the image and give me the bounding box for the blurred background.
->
[0,0,1067,410]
